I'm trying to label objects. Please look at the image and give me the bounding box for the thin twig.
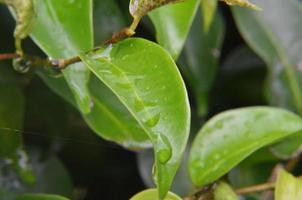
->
[235,182,275,194]
[0,53,20,60]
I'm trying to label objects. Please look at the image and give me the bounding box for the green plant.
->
[0,0,302,199]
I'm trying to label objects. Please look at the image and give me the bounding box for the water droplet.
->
[144,113,160,128]
[152,164,158,185]
[156,134,172,164]
[134,98,157,112]
[13,58,30,73]
[191,159,204,169]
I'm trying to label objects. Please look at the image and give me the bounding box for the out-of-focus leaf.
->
[275,170,302,200]
[180,9,225,116]
[80,38,190,199]
[270,131,302,160]
[214,182,238,200]
[201,0,217,32]
[232,0,302,114]
[212,46,266,111]
[93,0,126,44]
[0,152,73,200]
[0,69,33,183]
[229,148,277,188]
[189,107,302,187]
[233,0,302,162]
[149,0,200,60]
[30,0,93,114]
[16,194,69,200]
[130,189,181,200]
[0,83,23,158]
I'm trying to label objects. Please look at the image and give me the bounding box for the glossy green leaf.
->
[29,0,150,149]
[130,189,181,200]
[180,9,225,116]
[214,182,238,200]
[149,0,200,59]
[30,0,93,114]
[189,107,302,187]
[232,0,302,114]
[270,131,302,159]
[275,170,302,200]
[16,194,69,200]
[80,38,190,199]
[38,71,151,149]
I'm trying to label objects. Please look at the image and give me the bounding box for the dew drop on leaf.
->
[13,58,30,73]
[156,133,172,164]
[144,113,161,128]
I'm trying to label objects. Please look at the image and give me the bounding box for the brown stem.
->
[235,182,276,194]
[0,16,141,70]
[0,53,20,60]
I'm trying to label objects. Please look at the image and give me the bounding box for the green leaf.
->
[93,0,126,44]
[38,72,151,149]
[0,83,23,158]
[0,153,73,199]
[189,107,302,187]
[30,0,93,114]
[29,0,149,149]
[80,38,190,199]
[270,131,302,159]
[16,194,69,200]
[138,147,193,196]
[0,74,33,184]
[201,0,218,32]
[149,0,200,59]
[232,0,302,114]
[180,9,225,116]
[275,170,302,200]
[228,149,277,188]
[130,189,181,200]
[214,182,238,200]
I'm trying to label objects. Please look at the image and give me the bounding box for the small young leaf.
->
[189,107,302,187]
[130,189,181,200]
[80,38,190,199]
[214,182,239,200]
[275,170,302,200]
